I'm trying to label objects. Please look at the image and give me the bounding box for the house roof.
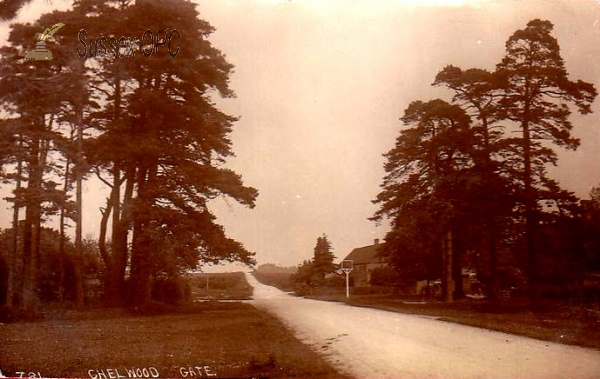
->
[344,243,385,265]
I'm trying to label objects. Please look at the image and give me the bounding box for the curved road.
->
[246,273,600,379]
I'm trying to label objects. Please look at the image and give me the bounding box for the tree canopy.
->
[0,0,258,307]
[373,19,597,304]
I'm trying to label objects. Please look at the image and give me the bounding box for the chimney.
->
[374,238,380,246]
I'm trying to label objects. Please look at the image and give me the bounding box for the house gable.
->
[344,244,384,265]
[343,239,387,287]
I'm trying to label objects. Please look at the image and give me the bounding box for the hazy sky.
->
[1,0,600,269]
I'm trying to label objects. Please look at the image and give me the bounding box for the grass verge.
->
[0,302,348,378]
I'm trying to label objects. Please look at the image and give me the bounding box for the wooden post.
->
[345,271,350,299]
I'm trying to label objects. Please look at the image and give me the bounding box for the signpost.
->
[340,260,353,298]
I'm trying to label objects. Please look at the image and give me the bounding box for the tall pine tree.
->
[312,234,336,284]
[0,0,259,307]
[495,19,596,305]
[372,99,475,300]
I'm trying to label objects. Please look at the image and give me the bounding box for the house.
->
[343,239,480,295]
[343,239,387,287]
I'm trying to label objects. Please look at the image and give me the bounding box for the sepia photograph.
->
[1,0,600,378]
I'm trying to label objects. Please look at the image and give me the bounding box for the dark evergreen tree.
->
[433,66,517,301]
[495,19,596,305]
[291,235,336,289]
[311,234,336,284]
[55,0,257,305]
[372,99,475,301]
[292,260,315,287]
[582,187,600,273]
[0,25,77,307]
[0,0,259,307]
[374,20,597,305]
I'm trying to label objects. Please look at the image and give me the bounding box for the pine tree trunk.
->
[101,165,134,305]
[7,148,23,307]
[522,102,540,308]
[21,131,43,308]
[58,157,71,303]
[130,163,149,305]
[481,114,501,304]
[443,229,454,303]
[73,73,86,309]
[7,205,18,307]
[130,223,152,305]
[100,72,128,306]
[452,235,464,299]
[489,231,500,304]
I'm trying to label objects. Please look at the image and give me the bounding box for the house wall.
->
[352,262,387,287]
[351,264,368,287]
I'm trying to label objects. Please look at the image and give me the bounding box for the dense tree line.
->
[372,19,598,305]
[0,0,257,309]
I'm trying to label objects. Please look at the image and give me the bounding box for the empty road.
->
[246,273,600,379]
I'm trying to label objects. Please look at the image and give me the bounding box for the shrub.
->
[151,277,191,304]
[293,283,313,296]
[370,266,403,286]
[0,305,45,323]
[324,273,345,287]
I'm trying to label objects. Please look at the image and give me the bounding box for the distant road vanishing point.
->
[246,273,600,379]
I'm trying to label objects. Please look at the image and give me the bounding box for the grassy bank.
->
[0,272,347,378]
[0,302,347,378]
